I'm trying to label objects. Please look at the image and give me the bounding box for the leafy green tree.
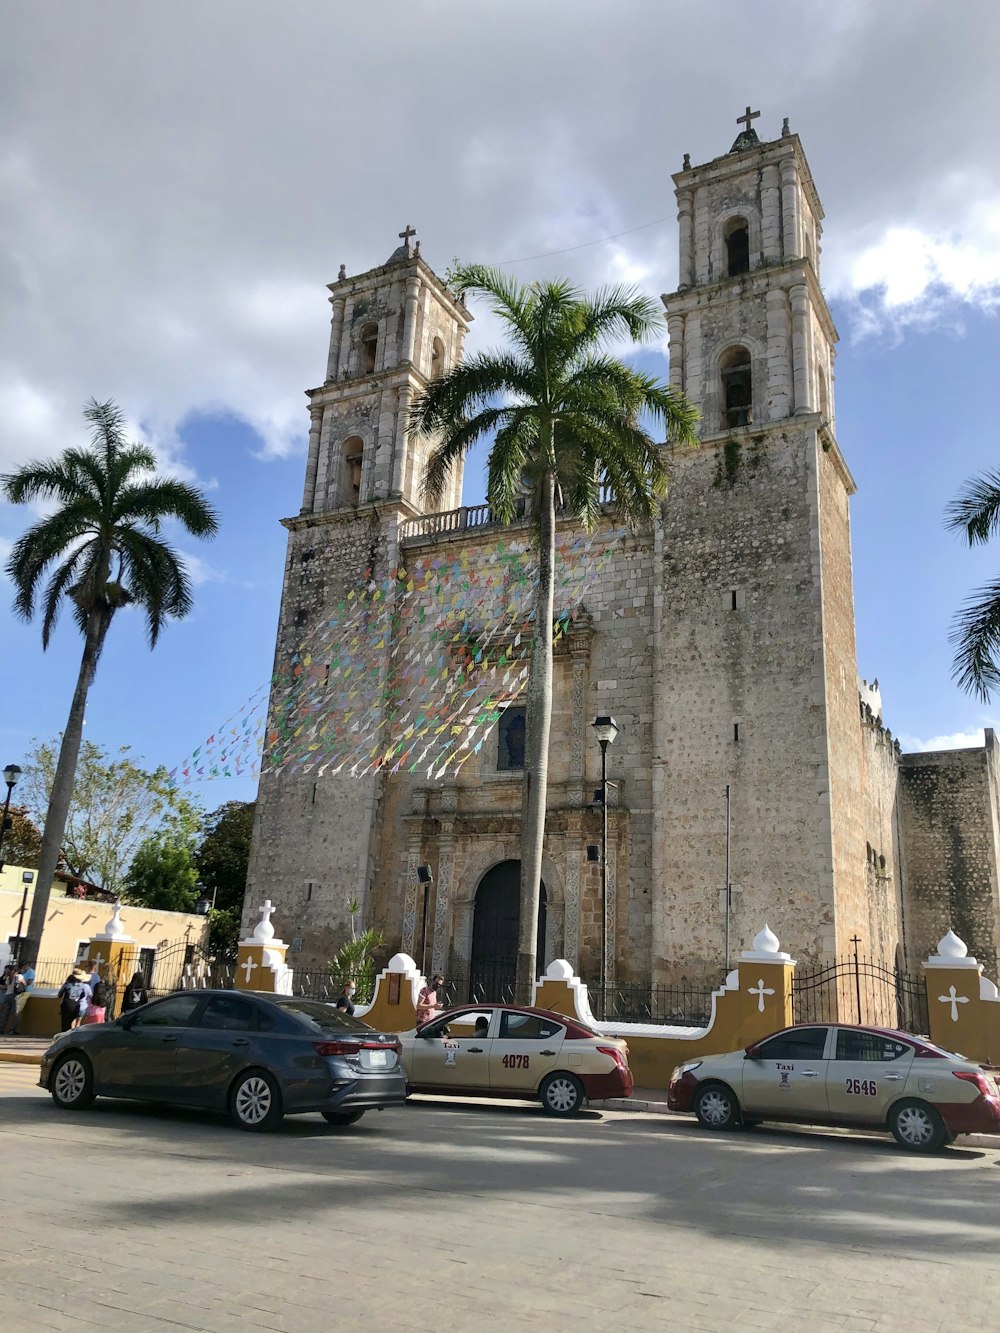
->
[0,808,42,869]
[195,800,255,914]
[122,833,199,913]
[2,399,218,963]
[20,738,201,895]
[415,266,698,998]
[193,801,255,961]
[947,469,1000,699]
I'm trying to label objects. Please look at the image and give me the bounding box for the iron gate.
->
[792,951,928,1035]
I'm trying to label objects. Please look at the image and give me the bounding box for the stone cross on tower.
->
[398,223,417,255]
[736,105,760,133]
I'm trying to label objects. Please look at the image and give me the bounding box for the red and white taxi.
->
[668,1022,1000,1151]
[398,1003,633,1115]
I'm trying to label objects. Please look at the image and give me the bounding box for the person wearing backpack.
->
[84,975,114,1024]
[121,970,149,1013]
[57,968,93,1032]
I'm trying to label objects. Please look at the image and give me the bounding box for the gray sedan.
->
[38,989,408,1131]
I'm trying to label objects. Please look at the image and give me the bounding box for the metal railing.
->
[588,981,717,1027]
[792,954,929,1034]
[399,485,616,544]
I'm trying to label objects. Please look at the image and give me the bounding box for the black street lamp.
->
[194,882,217,915]
[590,716,619,999]
[416,865,433,977]
[0,763,22,871]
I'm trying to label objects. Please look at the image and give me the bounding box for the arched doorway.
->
[469,860,546,1003]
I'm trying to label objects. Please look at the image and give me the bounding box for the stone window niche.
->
[724,217,750,276]
[721,346,752,429]
[340,436,364,504]
[360,322,378,375]
[497,705,526,772]
[430,334,445,381]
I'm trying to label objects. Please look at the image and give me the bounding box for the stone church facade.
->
[245,114,1000,989]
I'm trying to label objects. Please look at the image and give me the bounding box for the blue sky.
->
[2,1,1000,823]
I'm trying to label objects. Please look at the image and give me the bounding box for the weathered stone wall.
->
[858,710,903,968]
[898,735,1000,978]
[652,423,838,982]
[243,505,399,966]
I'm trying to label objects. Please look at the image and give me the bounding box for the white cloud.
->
[0,0,998,482]
[898,726,995,753]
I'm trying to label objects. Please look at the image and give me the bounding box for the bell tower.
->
[663,109,837,440]
[299,227,471,517]
[653,112,874,980]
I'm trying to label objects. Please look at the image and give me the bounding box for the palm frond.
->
[411,353,535,437]
[946,470,1000,546]
[113,477,219,537]
[423,406,522,506]
[950,578,1000,701]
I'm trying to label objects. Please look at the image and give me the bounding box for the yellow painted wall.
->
[925,965,1000,1065]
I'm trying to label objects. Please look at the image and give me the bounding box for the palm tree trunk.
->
[20,610,107,967]
[516,470,556,1003]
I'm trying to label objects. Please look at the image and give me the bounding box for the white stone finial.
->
[937,929,968,960]
[925,927,980,969]
[387,952,418,973]
[740,923,792,965]
[253,899,276,944]
[95,901,133,942]
[753,924,780,955]
[545,959,575,980]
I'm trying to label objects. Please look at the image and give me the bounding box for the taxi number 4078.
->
[845,1078,878,1096]
[502,1054,530,1069]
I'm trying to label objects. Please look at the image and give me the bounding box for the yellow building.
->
[0,862,209,990]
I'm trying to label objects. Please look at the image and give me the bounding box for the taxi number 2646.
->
[845,1078,878,1096]
[502,1054,530,1069]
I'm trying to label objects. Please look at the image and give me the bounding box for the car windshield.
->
[269,997,375,1035]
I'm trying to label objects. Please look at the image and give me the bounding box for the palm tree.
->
[947,469,1000,700]
[2,398,219,965]
[413,266,698,1000]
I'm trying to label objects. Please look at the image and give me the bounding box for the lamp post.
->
[194,882,217,915]
[416,865,433,977]
[590,717,619,1000]
[0,763,22,871]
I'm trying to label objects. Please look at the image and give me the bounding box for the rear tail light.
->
[314,1041,362,1057]
[954,1070,993,1097]
[314,1039,401,1057]
[597,1045,627,1070]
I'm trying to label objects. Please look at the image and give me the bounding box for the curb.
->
[0,1051,43,1066]
[592,1096,671,1114]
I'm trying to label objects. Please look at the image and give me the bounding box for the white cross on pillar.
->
[748,978,775,1013]
[258,900,274,926]
[91,951,106,970]
[242,956,258,985]
[938,984,969,1023]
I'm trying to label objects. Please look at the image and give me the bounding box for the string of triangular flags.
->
[172,525,626,783]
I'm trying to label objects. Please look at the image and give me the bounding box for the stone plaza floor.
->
[2,1060,998,1332]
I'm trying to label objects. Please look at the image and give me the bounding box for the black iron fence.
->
[792,953,929,1035]
[587,981,717,1026]
[440,974,717,1026]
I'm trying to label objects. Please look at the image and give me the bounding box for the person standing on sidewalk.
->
[0,964,26,1035]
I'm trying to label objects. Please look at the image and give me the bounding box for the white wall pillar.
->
[300,404,324,512]
[402,277,420,365]
[761,164,782,262]
[780,159,802,259]
[790,284,812,414]
[667,314,685,391]
[765,289,791,422]
[326,297,346,382]
[677,192,694,289]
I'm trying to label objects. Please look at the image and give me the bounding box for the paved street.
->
[2,1062,999,1333]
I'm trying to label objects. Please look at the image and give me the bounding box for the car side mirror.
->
[744,1045,760,1059]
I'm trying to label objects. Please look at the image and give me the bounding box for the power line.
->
[498,213,674,266]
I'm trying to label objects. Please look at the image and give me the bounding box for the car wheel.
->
[540,1072,585,1116]
[321,1109,365,1126]
[229,1069,283,1132]
[50,1053,96,1111]
[889,1099,947,1153]
[693,1082,741,1131]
